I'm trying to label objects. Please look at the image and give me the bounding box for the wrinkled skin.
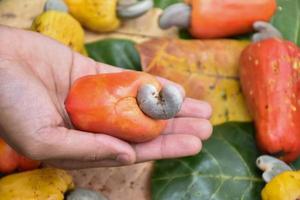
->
[0,26,212,169]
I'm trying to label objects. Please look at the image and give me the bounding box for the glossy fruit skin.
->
[65,71,167,143]
[187,0,277,39]
[240,38,300,162]
[0,168,74,200]
[64,0,120,32]
[17,156,40,171]
[0,139,40,174]
[31,11,87,55]
[261,170,300,200]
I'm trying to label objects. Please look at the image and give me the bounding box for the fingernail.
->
[116,154,131,164]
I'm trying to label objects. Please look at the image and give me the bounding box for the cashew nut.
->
[117,0,153,19]
[66,188,107,200]
[137,84,183,120]
[252,21,283,43]
[159,3,191,29]
[44,0,68,12]
[256,155,292,182]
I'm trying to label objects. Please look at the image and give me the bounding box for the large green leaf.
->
[152,122,264,200]
[154,0,183,9]
[85,39,141,71]
[291,158,300,169]
[271,0,300,45]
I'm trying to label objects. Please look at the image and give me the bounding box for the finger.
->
[177,98,212,119]
[157,77,186,97]
[30,127,136,164]
[163,118,213,140]
[133,134,202,162]
[44,159,123,169]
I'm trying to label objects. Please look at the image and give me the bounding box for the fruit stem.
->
[252,21,283,43]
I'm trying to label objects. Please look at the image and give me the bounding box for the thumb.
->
[25,127,136,165]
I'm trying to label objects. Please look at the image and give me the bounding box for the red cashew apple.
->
[159,0,277,39]
[240,22,300,162]
[65,71,183,143]
[0,139,40,174]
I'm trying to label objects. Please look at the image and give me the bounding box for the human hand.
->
[0,26,212,169]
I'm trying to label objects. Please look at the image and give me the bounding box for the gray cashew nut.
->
[117,0,153,19]
[256,155,292,183]
[159,3,191,29]
[252,21,283,43]
[66,188,107,200]
[44,0,68,12]
[137,84,183,120]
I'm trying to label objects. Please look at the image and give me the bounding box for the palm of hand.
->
[0,27,212,169]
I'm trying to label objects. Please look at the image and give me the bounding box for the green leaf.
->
[86,39,141,71]
[152,122,264,200]
[271,0,300,45]
[178,29,193,40]
[154,0,183,9]
[291,157,300,169]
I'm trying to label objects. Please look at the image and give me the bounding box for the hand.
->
[0,26,212,169]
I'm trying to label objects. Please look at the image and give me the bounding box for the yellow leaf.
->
[137,38,252,125]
